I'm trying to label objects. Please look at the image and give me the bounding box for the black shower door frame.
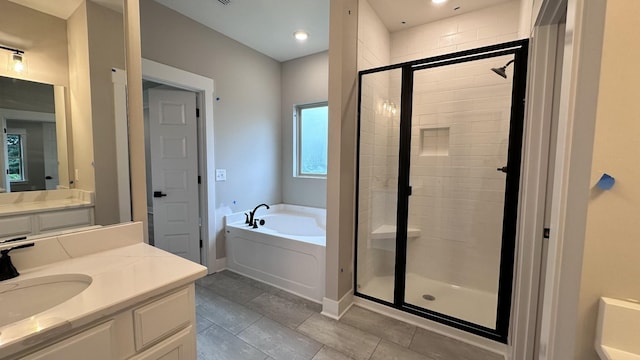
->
[353,39,529,343]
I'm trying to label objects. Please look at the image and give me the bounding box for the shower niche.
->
[354,40,529,343]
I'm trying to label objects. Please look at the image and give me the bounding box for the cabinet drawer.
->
[129,326,194,360]
[37,208,93,232]
[22,321,114,360]
[134,288,192,351]
[0,215,33,238]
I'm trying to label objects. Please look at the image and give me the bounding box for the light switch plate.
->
[215,169,226,181]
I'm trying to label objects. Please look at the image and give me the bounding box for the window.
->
[295,102,328,177]
[7,131,27,182]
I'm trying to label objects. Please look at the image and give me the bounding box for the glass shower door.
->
[354,40,529,342]
[355,68,402,304]
[403,54,517,331]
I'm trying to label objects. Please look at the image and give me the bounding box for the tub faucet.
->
[249,203,270,227]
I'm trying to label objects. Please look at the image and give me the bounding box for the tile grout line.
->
[408,325,418,349]
[367,338,383,360]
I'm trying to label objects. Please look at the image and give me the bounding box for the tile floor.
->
[195,271,503,360]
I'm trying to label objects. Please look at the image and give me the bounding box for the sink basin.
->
[596,297,640,360]
[0,274,92,327]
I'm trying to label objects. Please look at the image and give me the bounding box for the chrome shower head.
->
[491,59,514,79]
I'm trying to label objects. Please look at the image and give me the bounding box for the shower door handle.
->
[497,166,508,173]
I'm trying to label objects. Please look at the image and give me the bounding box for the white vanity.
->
[0,222,206,360]
[0,189,95,239]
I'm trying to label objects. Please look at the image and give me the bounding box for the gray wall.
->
[140,0,282,258]
[281,51,328,208]
[0,1,69,86]
[87,1,126,225]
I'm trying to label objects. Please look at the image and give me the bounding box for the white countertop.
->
[0,242,207,358]
[0,189,94,216]
[0,198,93,216]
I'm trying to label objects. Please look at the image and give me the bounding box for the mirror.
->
[0,76,69,193]
[0,0,127,228]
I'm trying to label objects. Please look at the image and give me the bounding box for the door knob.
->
[153,191,167,198]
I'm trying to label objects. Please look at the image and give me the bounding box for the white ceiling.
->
[9,0,517,62]
[153,0,330,63]
[8,0,123,19]
[369,0,515,32]
[154,0,515,63]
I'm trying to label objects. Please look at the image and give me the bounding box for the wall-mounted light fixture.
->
[1,45,26,74]
[382,100,397,116]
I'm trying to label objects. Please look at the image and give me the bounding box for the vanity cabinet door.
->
[129,326,195,360]
[22,321,115,360]
[0,215,34,238]
[37,208,94,232]
[133,287,192,351]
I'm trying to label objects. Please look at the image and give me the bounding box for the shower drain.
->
[422,294,436,301]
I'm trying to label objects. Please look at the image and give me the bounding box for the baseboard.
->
[321,290,354,320]
[215,257,227,272]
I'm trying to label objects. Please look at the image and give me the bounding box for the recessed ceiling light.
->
[293,31,309,41]
[432,0,447,4]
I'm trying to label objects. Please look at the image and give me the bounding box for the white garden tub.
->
[224,204,326,303]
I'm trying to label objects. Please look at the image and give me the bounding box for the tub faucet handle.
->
[252,218,259,229]
[244,213,250,225]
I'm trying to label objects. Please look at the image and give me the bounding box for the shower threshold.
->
[359,273,497,329]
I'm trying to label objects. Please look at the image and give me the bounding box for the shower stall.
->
[354,40,528,342]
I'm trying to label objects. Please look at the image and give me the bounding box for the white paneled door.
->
[148,88,200,264]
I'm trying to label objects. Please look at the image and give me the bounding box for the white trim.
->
[141,58,216,273]
[0,110,58,192]
[0,109,55,122]
[354,296,507,357]
[537,0,607,359]
[321,290,354,320]
[215,257,227,272]
[112,68,131,223]
[510,23,560,360]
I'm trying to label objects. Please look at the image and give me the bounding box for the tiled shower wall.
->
[402,57,515,293]
[357,0,522,294]
[356,0,393,289]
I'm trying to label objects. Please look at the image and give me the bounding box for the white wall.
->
[281,51,328,208]
[140,0,282,258]
[408,56,515,293]
[390,1,521,64]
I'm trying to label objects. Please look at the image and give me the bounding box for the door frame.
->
[0,108,56,192]
[142,58,216,272]
[532,0,607,359]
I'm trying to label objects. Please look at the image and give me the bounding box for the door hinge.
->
[543,228,550,239]
[200,239,203,248]
[196,108,200,117]
[198,175,201,184]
